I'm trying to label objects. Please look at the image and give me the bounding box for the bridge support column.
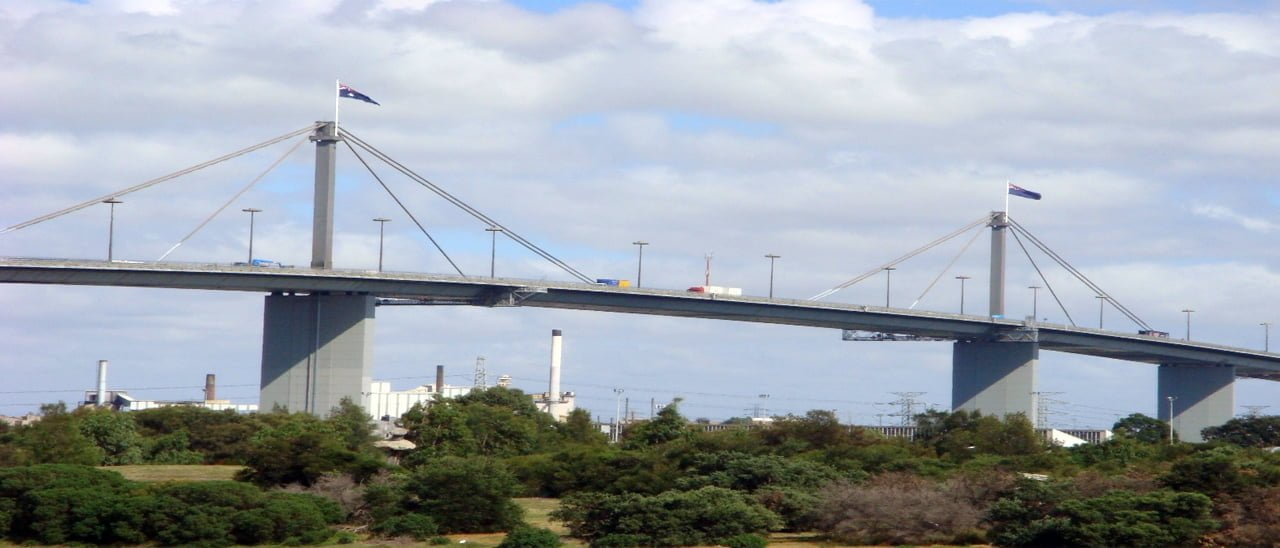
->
[1157,364,1234,443]
[260,293,374,415]
[952,341,1037,423]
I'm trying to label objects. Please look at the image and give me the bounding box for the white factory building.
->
[365,329,576,422]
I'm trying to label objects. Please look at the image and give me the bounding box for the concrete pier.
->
[260,293,374,415]
[1158,364,1234,442]
[952,340,1038,423]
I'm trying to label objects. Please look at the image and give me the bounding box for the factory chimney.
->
[549,329,563,402]
[96,360,108,407]
[435,365,445,393]
[204,374,216,402]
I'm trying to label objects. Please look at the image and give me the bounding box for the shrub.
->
[756,486,819,531]
[986,482,1217,547]
[553,487,781,546]
[814,473,984,546]
[371,513,439,540]
[590,533,646,547]
[498,525,563,548]
[724,533,768,548]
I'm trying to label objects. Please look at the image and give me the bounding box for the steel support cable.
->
[339,128,595,284]
[907,223,986,310]
[1008,219,1151,330]
[342,140,466,277]
[1,123,322,236]
[155,136,308,262]
[1009,225,1076,327]
[809,213,995,301]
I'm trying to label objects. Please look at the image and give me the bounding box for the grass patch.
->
[101,464,244,483]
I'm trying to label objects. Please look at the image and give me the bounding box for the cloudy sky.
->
[3,0,1280,427]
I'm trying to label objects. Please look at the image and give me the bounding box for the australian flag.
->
[1008,183,1042,200]
[339,83,380,106]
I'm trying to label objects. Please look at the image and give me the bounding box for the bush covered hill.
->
[2,390,1280,546]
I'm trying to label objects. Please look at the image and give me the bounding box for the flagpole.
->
[1004,179,1010,218]
[334,79,340,127]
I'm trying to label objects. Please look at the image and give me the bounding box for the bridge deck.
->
[1,258,1277,380]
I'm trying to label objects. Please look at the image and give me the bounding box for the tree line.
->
[2,388,1280,546]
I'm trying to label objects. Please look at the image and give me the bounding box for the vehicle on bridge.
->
[1139,329,1170,338]
[595,278,632,287]
[687,285,742,296]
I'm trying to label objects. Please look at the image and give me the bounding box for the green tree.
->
[1113,413,1170,444]
[372,456,525,534]
[555,408,607,445]
[76,407,144,465]
[622,401,692,449]
[326,397,376,452]
[552,487,782,546]
[1201,415,1280,448]
[13,404,103,465]
[236,412,382,486]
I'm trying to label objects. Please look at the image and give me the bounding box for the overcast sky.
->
[3,0,1280,427]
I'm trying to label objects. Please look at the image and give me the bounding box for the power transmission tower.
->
[888,392,926,426]
[1031,391,1065,429]
[473,356,487,389]
[1242,405,1269,418]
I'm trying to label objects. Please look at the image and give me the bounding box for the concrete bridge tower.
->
[259,122,375,415]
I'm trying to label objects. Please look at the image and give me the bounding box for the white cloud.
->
[2,0,1279,422]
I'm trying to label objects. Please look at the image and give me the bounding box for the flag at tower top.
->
[1008,183,1041,200]
[339,83,380,105]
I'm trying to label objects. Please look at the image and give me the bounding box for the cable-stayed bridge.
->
[2,122,1275,441]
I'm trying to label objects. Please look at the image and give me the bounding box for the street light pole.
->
[1096,295,1107,329]
[373,218,390,272]
[1263,322,1272,352]
[1029,285,1041,319]
[1182,309,1195,340]
[242,208,262,264]
[955,275,970,314]
[103,198,123,262]
[1167,395,1177,445]
[633,241,649,287]
[613,388,625,443]
[883,267,896,308]
[765,254,781,298]
[486,226,503,278]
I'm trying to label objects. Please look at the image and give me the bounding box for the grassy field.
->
[102,464,244,482]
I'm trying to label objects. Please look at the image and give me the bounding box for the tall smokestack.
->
[204,374,216,402]
[96,360,108,407]
[435,365,445,393]
[549,329,563,401]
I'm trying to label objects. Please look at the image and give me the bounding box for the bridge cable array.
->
[808,214,995,301]
[1008,225,1077,327]
[907,223,986,310]
[1008,218,1152,331]
[0,123,322,236]
[155,136,310,262]
[339,127,596,284]
[341,139,466,277]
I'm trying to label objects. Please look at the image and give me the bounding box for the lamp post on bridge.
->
[372,218,390,272]
[1029,285,1041,320]
[1096,295,1107,329]
[1263,322,1272,352]
[242,208,262,264]
[103,198,123,262]
[1182,309,1194,340]
[765,254,781,298]
[486,226,503,278]
[883,267,896,308]
[955,275,970,314]
[633,241,649,287]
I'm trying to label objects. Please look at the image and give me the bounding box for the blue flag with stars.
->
[339,83,379,105]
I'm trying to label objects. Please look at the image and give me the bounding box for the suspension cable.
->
[1,123,321,236]
[1009,226,1076,327]
[342,140,466,277]
[809,213,995,301]
[907,222,985,310]
[340,128,595,284]
[1008,218,1151,330]
[156,136,309,262]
